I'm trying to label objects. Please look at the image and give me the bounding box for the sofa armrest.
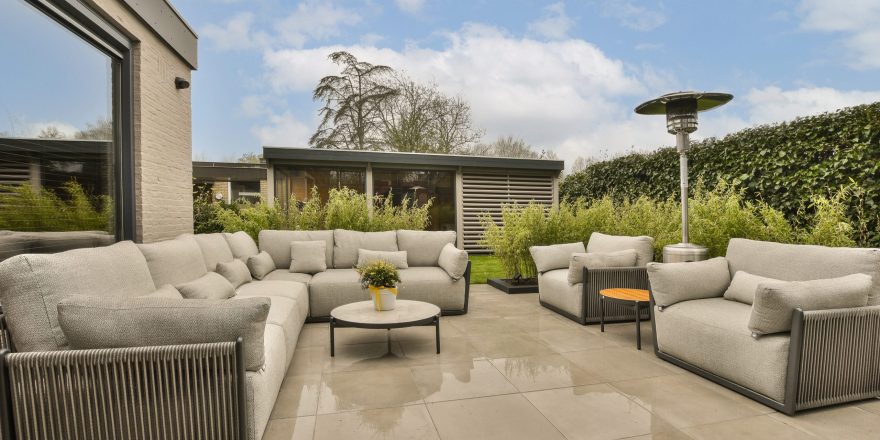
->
[785,305,880,413]
[646,257,731,309]
[0,340,247,439]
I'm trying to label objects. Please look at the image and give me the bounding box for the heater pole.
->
[677,132,690,244]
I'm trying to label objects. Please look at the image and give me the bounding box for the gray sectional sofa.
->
[0,228,469,439]
[533,232,654,324]
[648,238,880,414]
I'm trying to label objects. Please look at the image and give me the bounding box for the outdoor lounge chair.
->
[533,232,655,324]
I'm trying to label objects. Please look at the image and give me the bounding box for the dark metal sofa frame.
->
[540,266,651,325]
[305,261,472,323]
[649,295,880,415]
[0,313,248,439]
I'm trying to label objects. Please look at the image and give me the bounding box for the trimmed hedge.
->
[560,102,880,246]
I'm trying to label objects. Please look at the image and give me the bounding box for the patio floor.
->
[263,284,880,440]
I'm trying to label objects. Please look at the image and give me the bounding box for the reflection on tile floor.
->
[263,284,880,440]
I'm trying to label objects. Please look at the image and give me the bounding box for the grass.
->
[468,254,505,284]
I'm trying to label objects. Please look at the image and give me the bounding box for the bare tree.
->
[74,118,113,141]
[310,51,397,150]
[237,152,263,163]
[378,74,483,154]
[570,156,592,173]
[467,136,557,159]
[37,126,64,139]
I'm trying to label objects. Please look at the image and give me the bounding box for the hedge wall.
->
[560,102,880,247]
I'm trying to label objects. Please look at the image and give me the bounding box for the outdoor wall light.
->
[175,77,190,89]
[635,91,733,262]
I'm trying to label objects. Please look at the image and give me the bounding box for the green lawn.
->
[468,254,506,284]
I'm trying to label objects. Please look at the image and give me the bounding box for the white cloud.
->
[201,12,268,51]
[799,0,880,69]
[600,0,666,32]
[743,86,880,123]
[251,112,312,147]
[527,2,574,40]
[395,0,425,15]
[274,1,361,48]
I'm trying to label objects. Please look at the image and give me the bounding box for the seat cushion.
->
[397,230,456,266]
[234,280,308,365]
[224,231,259,262]
[725,238,880,305]
[245,325,287,440]
[538,269,582,318]
[139,235,207,287]
[587,232,655,266]
[0,241,156,352]
[262,269,312,284]
[308,269,366,317]
[57,296,270,371]
[333,229,398,268]
[655,298,791,402]
[236,280,309,304]
[192,233,235,272]
[259,230,334,269]
[398,267,467,311]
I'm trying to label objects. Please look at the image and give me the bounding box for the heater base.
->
[663,243,708,263]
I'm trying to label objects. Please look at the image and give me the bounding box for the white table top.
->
[330,300,441,326]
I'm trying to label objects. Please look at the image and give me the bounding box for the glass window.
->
[0,0,120,260]
[231,181,261,203]
[274,166,366,207]
[373,169,455,231]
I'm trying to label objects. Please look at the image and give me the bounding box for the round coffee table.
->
[599,288,651,350]
[329,300,441,357]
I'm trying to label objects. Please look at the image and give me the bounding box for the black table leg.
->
[330,318,336,357]
[600,296,605,332]
[635,303,642,350]
[434,315,440,354]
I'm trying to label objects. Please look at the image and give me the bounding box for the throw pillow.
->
[529,242,587,274]
[567,249,639,284]
[57,295,270,371]
[176,272,236,300]
[438,243,469,280]
[749,273,872,335]
[290,241,328,273]
[215,259,253,288]
[224,231,259,261]
[647,257,731,308]
[140,284,184,299]
[723,271,779,305]
[357,249,409,269]
[247,251,276,280]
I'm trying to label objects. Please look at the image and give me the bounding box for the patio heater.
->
[635,91,733,263]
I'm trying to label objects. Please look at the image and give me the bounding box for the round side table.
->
[599,288,651,350]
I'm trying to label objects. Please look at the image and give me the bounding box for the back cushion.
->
[530,242,586,274]
[258,230,334,269]
[397,230,456,266]
[587,232,655,267]
[726,238,880,305]
[0,241,156,352]
[333,229,398,268]
[191,233,234,272]
[223,231,259,261]
[138,236,207,287]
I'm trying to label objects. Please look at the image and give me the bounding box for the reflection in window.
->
[0,0,118,260]
[373,169,455,231]
[274,166,366,208]
[231,181,261,203]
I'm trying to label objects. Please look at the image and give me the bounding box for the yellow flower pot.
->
[368,286,398,311]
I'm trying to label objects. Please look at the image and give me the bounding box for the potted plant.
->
[356,260,401,311]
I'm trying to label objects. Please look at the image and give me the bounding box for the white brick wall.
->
[91,0,194,242]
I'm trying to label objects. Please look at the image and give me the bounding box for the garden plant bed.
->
[487,277,539,294]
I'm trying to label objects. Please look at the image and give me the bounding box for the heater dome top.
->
[634,91,733,115]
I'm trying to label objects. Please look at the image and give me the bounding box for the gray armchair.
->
[648,238,880,414]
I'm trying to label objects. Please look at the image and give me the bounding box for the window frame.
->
[22,0,135,240]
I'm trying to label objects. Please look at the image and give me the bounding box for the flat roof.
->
[122,0,198,69]
[263,147,565,171]
[193,161,266,181]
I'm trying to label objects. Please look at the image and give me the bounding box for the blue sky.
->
[4,0,880,167]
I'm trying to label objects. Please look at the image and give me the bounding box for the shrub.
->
[204,186,432,239]
[357,260,401,288]
[481,182,856,279]
[0,181,111,232]
[560,101,880,247]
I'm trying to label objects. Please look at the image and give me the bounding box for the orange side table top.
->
[599,288,650,303]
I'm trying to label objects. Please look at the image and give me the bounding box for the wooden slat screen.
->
[461,172,554,252]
